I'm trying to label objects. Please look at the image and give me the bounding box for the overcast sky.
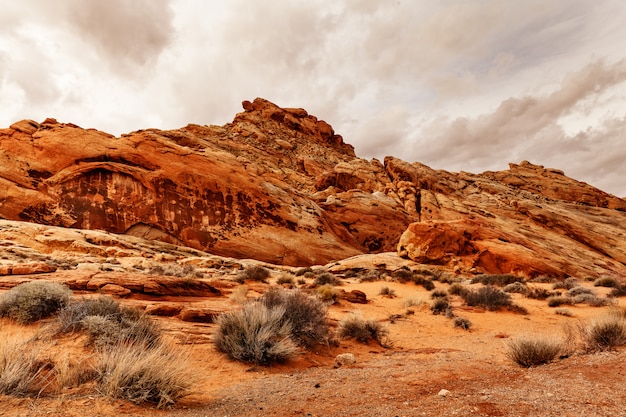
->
[1,1,625,197]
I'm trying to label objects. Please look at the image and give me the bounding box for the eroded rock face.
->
[1,98,625,278]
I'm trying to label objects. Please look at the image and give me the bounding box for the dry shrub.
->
[447,283,467,296]
[0,330,47,396]
[553,277,579,290]
[213,303,298,365]
[460,286,513,311]
[594,277,619,288]
[506,335,564,367]
[547,296,573,307]
[95,341,194,408]
[314,272,340,286]
[0,281,72,324]
[403,297,424,308]
[525,287,558,300]
[554,308,574,317]
[567,286,595,297]
[358,270,381,282]
[337,314,390,347]
[316,284,340,303]
[503,282,528,294]
[54,296,161,349]
[276,274,295,285]
[453,317,472,330]
[229,285,250,304]
[259,288,330,347]
[236,265,270,283]
[379,286,396,298]
[471,274,521,287]
[609,284,626,298]
[578,310,626,352]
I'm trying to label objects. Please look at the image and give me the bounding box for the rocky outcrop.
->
[1,98,626,278]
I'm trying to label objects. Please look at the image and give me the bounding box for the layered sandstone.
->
[1,98,625,278]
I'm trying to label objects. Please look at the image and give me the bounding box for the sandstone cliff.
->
[1,98,625,278]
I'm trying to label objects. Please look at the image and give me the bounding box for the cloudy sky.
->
[1,1,625,197]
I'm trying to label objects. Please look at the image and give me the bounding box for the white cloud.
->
[0,0,625,196]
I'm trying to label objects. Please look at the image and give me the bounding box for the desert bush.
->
[554,308,574,317]
[0,280,72,324]
[378,286,396,298]
[567,286,595,297]
[453,317,472,330]
[316,284,340,303]
[358,270,381,282]
[337,315,390,347]
[578,312,626,351]
[431,289,448,299]
[430,298,450,315]
[229,285,249,304]
[54,296,161,348]
[506,335,564,367]
[447,283,467,296]
[259,288,330,346]
[314,272,340,286]
[546,296,573,307]
[460,286,513,311]
[95,341,194,408]
[609,284,626,298]
[412,275,435,291]
[294,267,313,276]
[594,277,619,288]
[471,274,520,287]
[403,297,424,308]
[553,277,579,290]
[296,278,307,285]
[393,268,415,283]
[525,287,558,300]
[0,332,47,396]
[503,282,528,294]
[214,303,298,365]
[236,265,270,283]
[276,274,295,285]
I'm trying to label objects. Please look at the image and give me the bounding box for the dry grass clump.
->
[453,317,472,330]
[358,270,381,282]
[594,277,619,288]
[471,274,521,287]
[95,341,195,408]
[215,288,330,364]
[567,286,595,297]
[553,277,579,290]
[609,283,626,298]
[276,274,295,285]
[259,288,330,347]
[379,286,396,298]
[578,310,626,352]
[214,303,298,365]
[0,281,72,324]
[337,314,390,347]
[503,282,528,294]
[506,335,565,367]
[447,282,467,296]
[314,272,341,286]
[403,296,424,308]
[430,298,450,315]
[0,331,47,396]
[54,296,161,349]
[525,287,559,300]
[460,286,514,311]
[316,284,340,303]
[546,296,574,307]
[236,265,271,283]
[554,308,574,317]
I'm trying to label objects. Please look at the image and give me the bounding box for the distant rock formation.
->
[1,98,625,278]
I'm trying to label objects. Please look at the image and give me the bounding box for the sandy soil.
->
[1,278,625,417]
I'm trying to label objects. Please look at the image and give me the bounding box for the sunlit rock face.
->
[1,99,625,277]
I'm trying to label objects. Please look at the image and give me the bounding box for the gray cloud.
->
[1,0,625,196]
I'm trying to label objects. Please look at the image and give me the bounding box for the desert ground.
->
[1,264,625,417]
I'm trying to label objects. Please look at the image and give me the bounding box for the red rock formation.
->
[1,98,625,278]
